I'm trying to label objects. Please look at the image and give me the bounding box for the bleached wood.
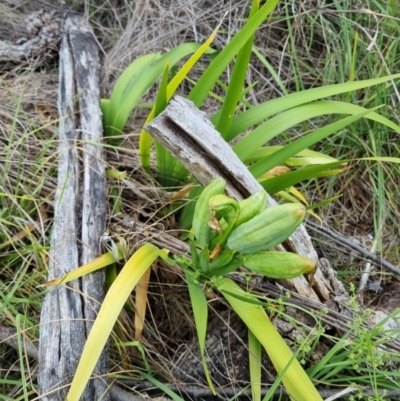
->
[38,13,109,401]
[145,96,336,301]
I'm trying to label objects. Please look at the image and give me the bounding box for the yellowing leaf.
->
[43,246,125,287]
[66,244,166,401]
[134,267,151,339]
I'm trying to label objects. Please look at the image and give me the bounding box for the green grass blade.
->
[185,270,215,394]
[16,315,28,401]
[252,46,289,96]
[306,195,343,211]
[218,277,322,401]
[248,106,381,178]
[215,0,260,138]
[66,244,165,401]
[233,100,399,162]
[141,373,186,401]
[358,156,400,163]
[188,0,280,107]
[227,73,400,140]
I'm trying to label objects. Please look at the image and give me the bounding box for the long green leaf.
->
[43,247,124,287]
[261,156,400,195]
[66,244,165,401]
[178,185,203,230]
[261,163,344,195]
[105,54,160,135]
[110,54,160,109]
[248,106,381,178]
[218,277,322,401]
[227,73,400,140]
[185,270,215,394]
[100,99,110,120]
[107,43,202,138]
[246,146,338,166]
[188,0,280,107]
[233,100,399,162]
[215,0,260,137]
[154,62,172,184]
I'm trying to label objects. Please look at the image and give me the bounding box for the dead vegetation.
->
[1,1,400,400]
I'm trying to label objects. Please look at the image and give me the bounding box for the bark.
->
[38,12,109,401]
[145,96,343,303]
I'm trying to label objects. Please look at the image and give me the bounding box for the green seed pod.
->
[193,177,226,246]
[240,251,316,279]
[227,203,306,254]
[235,190,267,228]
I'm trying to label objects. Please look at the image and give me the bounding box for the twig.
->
[306,220,400,275]
[358,237,378,296]
[121,380,400,400]
[109,385,152,401]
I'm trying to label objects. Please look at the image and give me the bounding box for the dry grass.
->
[1,0,400,398]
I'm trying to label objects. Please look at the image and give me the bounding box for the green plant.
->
[134,0,283,188]
[101,0,400,233]
[307,285,400,397]
[3,2,400,400]
[132,2,400,195]
[55,178,322,401]
[101,46,192,139]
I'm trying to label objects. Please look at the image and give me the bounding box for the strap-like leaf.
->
[218,277,323,401]
[228,73,400,140]
[185,270,215,394]
[66,244,165,401]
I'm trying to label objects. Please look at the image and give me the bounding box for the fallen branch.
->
[38,12,109,401]
[0,10,62,63]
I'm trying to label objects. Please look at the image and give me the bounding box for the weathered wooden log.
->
[0,9,62,63]
[38,13,109,401]
[145,96,342,303]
